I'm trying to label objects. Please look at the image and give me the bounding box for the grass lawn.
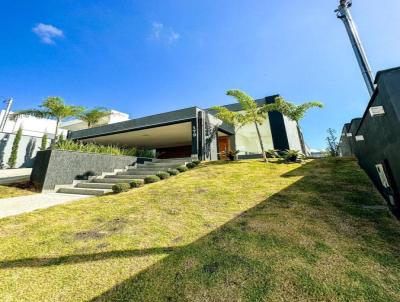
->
[0,182,36,199]
[1,158,400,301]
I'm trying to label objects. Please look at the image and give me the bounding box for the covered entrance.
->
[217,132,231,160]
[79,122,193,159]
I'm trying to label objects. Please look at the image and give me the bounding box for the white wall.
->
[234,112,274,155]
[60,110,130,131]
[0,110,67,138]
[0,132,51,168]
[283,116,303,152]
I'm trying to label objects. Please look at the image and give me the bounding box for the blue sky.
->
[1,1,399,149]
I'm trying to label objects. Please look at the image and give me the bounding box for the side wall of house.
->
[234,112,274,155]
[282,116,303,152]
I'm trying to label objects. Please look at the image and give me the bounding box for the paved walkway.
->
[0,168,32,185]
[0,193,87,219]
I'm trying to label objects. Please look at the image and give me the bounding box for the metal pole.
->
[336,0,375,96]
[0,98,13,132]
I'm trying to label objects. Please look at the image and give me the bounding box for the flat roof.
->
[69,95,278,140]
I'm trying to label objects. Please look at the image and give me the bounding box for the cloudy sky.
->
[1,0,400,149]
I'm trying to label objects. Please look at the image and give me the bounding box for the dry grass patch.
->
[0,182,36,199]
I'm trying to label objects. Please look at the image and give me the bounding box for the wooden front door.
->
[218,136,230,159]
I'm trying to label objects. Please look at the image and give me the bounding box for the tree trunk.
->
[51,118,60,147]
[254,121,267,162]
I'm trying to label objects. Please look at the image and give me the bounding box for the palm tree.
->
[10,97,84,143]
[78,108,111,128]
[261,96,323,123]
[213,90,269,162]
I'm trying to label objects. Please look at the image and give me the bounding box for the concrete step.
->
[57,187,111,196]
[135,165,182,170]
[153,157,192,163]
[117,170,155,175]
[92,177,139,183]
[104,174,152,179]
[76,182,115,189]
[142,162,184,166]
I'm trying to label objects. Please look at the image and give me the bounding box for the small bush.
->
[129,179,144,188]
[282,149,303,162]
[266,149,280,158]
[192,160,201,166]
[186,162,196,169]
[8,127,22,168]
[156,171,170,180]
[177,165,188,172]
[167,169,180,176]
[112,183,130,193]
[144,175,161,184]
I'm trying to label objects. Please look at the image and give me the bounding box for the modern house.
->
[68,95,308,160]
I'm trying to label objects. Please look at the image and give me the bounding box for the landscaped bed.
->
[0,182,36,199]
[0,158,399,301]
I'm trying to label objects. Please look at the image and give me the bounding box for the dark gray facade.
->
[339,67,400,216]
[31,149,137,191]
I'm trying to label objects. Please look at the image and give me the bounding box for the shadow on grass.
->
[1,159,399,301]
[0,247,179,269]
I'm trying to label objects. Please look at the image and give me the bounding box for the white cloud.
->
[168,31,180,44]
[32,23,64,44]
[151,22,164,39]
[150,22,180,44]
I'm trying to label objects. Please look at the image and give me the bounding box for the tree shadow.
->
[0,247,179,269]
[22,137,36,167]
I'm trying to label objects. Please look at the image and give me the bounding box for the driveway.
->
[0,193,88,219]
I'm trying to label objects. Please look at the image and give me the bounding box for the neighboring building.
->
[309,149,325,158]
[338,66,400,216]
[0,110,61,138]
[68,95,307,160]
[60,110,129,132]
[0,107,130,168]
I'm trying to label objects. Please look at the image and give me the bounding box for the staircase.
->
[56,157,192,196]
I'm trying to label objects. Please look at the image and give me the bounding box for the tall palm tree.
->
[10,97,84,142]
[78,107,111,128]
[226,90,270,162]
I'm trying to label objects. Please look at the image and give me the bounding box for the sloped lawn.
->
[0,158,399,301]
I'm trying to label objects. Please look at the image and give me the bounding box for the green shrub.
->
[53,139,154,157]
[177,165,188,172]
[8,127,22,168]
[266,149,280,158]
[156,171,170,180]
[136,149,155,158]
[192,160,201,166]
[112,183,130,193]
[186,162,196,169]
[40,133,48,151]
[144,175,161,184]
[129,179,144,188]
[282,150,303,162]
[167,169,180,176]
